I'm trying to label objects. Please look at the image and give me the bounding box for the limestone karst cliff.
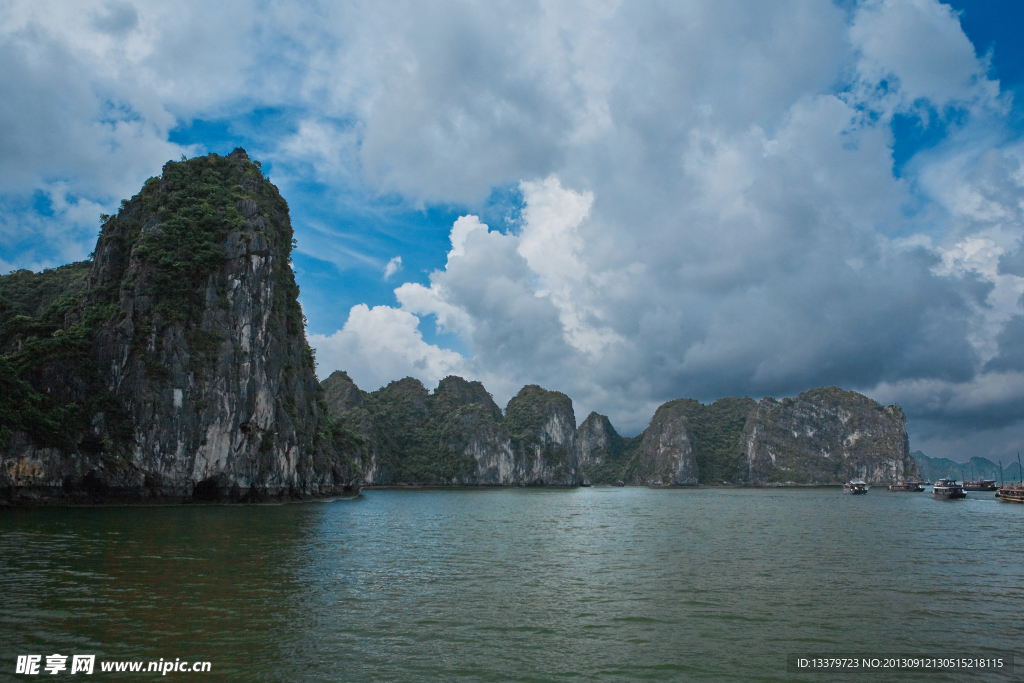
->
[575,412,631,484]
[574,397,756,486]
[0,149,358,504]
[620,399,700,486]
[322,371,579,485]
[742,387,916,484]
[322,372,911,487]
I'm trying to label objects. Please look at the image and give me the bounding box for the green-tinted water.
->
[1,488,1020,681]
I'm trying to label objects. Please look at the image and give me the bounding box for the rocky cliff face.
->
[323,372,912,487]
[621,400,700,485]
[574,390,909,486]
[1,150,358,504]
[575,412,631,484]
[576,397,756,486]
[323,373,580,485]
[498,385,579,485]
[743,387,915,484]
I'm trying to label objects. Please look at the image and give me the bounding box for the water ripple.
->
[1,488,1020,682]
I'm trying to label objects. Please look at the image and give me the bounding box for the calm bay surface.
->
[1,487,1021,682]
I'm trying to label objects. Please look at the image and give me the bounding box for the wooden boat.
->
[996,454,1024,503]
[932,478,966,500]
[844,479,868,494]
[962,462,996,491]
[996,485,1024,503]
[888,480,925,492]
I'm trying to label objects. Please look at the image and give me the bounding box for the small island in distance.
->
[1,149,924,504]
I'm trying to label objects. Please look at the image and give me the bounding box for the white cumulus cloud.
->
[309,304,467,392]
[383,256,403,280]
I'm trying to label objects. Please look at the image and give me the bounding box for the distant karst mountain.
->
[911,451,1023,484]
[324,372,916,487]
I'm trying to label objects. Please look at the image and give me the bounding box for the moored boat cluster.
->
[862,452,1024,503]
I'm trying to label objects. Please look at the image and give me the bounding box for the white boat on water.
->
[932,478,966,500]
[844,479,868,494]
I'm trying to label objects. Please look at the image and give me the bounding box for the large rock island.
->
[1,149,359,504]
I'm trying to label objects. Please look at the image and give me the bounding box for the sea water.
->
[1,487,1020,681]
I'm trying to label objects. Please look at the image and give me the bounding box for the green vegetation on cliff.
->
[576,413,632,484]
[323,372,909,487]
[368,377,480,483]
[580,397,754,485]
[0,262,132,453]
[96,150,301,337]
[504,385,569,439]
[0,262,90,318]
[689,397,757,483]
[130,163,245,321]
[324,373,580,485]
[1,151,295,459]
[504,385,574,477]
[327,375,489,484]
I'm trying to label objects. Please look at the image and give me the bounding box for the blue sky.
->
[3,0,1024,460]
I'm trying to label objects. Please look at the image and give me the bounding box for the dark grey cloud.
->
[998,241,1024,276]
[91,2,139,35]
[984,312,1024,373]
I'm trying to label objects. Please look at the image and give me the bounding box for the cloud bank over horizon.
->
[4,0,1024,458]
